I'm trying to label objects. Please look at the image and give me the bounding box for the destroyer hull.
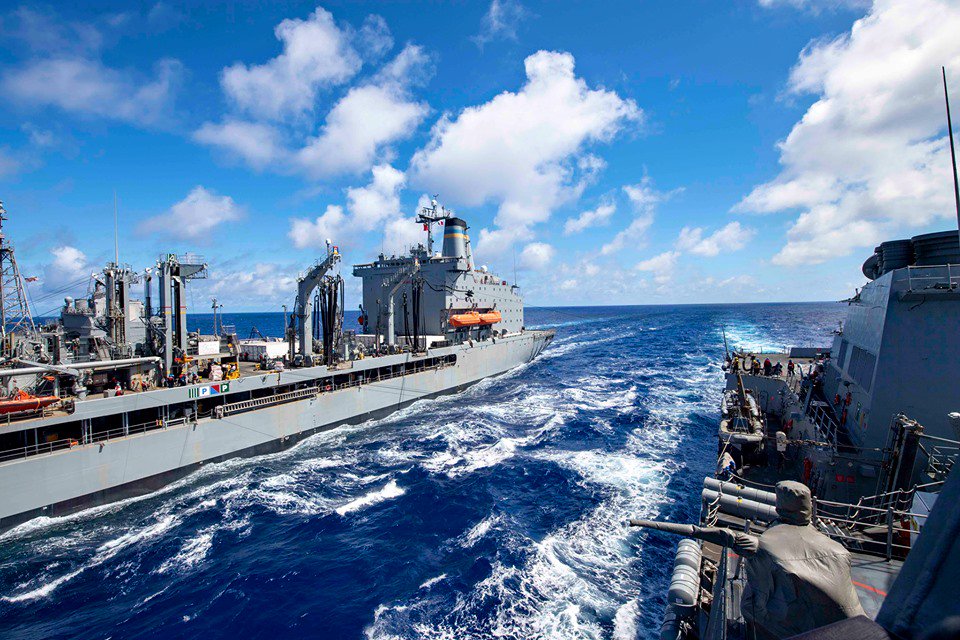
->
[0,331,552,532]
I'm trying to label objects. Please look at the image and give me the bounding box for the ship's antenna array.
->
[0,201,37,357]
[417,194,451,255]
[942,66,960,240]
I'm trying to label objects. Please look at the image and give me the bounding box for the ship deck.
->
[1,360,289,427]
[729,350,821,378]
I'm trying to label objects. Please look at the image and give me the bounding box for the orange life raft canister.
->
[449,310,501,328]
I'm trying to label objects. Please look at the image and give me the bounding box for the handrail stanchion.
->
[885,507,894,560]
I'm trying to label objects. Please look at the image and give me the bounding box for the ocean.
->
[0,303,846,640]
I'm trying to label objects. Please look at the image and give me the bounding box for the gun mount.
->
[629,519,760,555]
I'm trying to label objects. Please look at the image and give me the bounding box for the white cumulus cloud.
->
[346,164,406,231]
[564,202,615,235]
[288,164,419,252]
[220,7,362,121]
[518,242,555,270]
[139,186,244,241]
[289,204,347,250]
[192,119,286,170]
[635,250,679,284]
[676,221,756,257]
[738,0,960,265]
[198,31,430,180]
[410,50,641,254]
[296,79,428,179]
[383,216,425,255]
[43,245,93,291]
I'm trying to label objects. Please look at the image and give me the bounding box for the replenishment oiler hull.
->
[0,331,552,531]
[0,198,554,532]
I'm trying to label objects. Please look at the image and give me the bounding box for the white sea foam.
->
[157,530,214,574]
[3,514,180,602]
[612,599,640,640]
[368,429,676,639]
[418,574,447,590]
[336,480,405,516]
[459,513,502,548]
[367,328,723,640]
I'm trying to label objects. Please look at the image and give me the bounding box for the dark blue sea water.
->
[0,303,845,640]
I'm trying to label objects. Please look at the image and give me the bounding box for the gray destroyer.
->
[0,200,553,532]
[633,75,960,640]
[635,232,960,640]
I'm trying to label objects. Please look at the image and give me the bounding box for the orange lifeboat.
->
[0,391,59,415]
[449,311,481,327]
[449,310,502,328]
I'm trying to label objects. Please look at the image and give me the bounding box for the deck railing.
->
[807,400,840,447]
[0,417,169,464]
[905,264,960,292]
[218,386,319,417]
[0,357,453,465]
[706,474,935,561]
[814,497,930,560]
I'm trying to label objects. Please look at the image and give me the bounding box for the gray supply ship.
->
[0,199,553,532]
[633,83,960,640]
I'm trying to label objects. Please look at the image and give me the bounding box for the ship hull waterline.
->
[0,331,552,533]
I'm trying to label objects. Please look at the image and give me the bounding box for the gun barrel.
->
[629,519,698,536]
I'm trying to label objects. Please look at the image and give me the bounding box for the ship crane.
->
[380,259,420,348]
[289,244,341,363]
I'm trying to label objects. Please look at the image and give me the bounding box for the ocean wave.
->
[0,304,846,639]
[336,479,406,516]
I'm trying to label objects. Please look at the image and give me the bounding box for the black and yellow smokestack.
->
[442,217,469,261]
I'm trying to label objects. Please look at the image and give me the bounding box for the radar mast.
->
[0,201,37,358]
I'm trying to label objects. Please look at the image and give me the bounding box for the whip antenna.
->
[942,67,960,239]
[113,190,120,266]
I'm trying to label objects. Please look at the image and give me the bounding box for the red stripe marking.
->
[852,580,887,597]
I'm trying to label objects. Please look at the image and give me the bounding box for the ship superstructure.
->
[0,201,553,531]
[354,202,524,347]
[635,232,960,640]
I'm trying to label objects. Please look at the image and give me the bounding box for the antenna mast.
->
[113,190,120,266]
[417,195,450,255]
[0,201,37,357]
[942,67,960,240]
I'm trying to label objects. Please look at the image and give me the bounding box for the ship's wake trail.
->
[364,345,722,640]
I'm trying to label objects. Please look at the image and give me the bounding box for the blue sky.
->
[1,0,958,313]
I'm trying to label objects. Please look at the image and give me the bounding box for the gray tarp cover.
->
[740,481,865,638]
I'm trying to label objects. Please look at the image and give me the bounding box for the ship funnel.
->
[442,217,469,261]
